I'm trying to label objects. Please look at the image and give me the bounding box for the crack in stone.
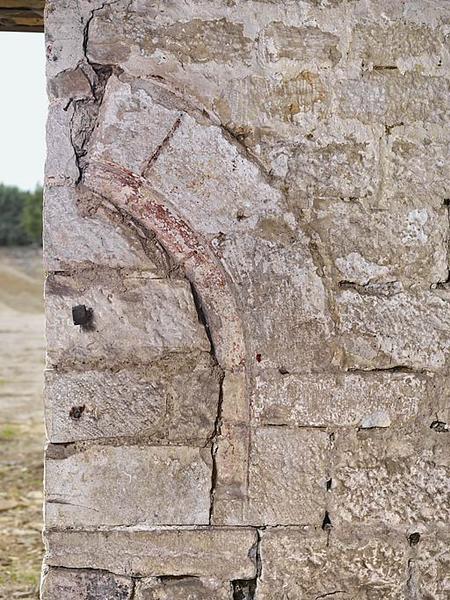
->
[141,115,183,178]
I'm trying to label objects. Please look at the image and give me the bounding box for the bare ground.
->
[0,248,45,599]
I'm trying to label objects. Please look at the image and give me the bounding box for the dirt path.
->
[0,248,45,599]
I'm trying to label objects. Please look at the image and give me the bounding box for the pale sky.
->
[0,32,46,191]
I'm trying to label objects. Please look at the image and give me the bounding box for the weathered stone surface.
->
[286,134,379,202]
[257,22,341,68]
[384,126,450,205]
[253,371,425,427]
[246,427,329,525]
[257,526,408,599]
[89,76,181,175]
[45,444,211,527]
[46,272,210,369]
[312,200,449,286]
[45,354,220,443]
[221,231,334,373]
[337,288,450,371]
[349,23,444,70]
[408,528,450,598]
[44,186,157,271]
[43,0,450,595]
[88,12,253,67]
[45,529,258,579]
[46,101,79,187]
[336,72,450,126]
[332,427,449,527]
[41,567,133,600]
[135,577,232,600]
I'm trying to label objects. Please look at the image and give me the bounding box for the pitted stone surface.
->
[135,577,232,600]
[45,444,212,527]
[246,427,329,526]
[43,0,450,597]
[253,371,425,427]
[45,353,220,443]
[45,271,210,369]
[41,568,133,600]
[45,529,258,579]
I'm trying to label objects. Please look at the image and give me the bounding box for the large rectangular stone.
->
[46,271,210,369]
[41,567,134,600]
[245,427,329,526]
[337,288,450,371]
[336,72,449,127]
[286,136,379,202]
[253,370,425,428]
[45,353,220,443]
[45,444,211,527]
[135,577,232,600]
[257,526,408,599]
[331,427,449,528]
[311,199,448,287]
[45,528,258,579]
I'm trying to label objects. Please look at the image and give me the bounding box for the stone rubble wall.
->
[42,1,450,598]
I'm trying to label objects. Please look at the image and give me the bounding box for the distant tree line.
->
[0,183,43,246]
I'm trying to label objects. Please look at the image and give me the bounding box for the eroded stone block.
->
[312,200,448,286]
[41,567,133,600]
[337,288,450,371]
[135,577,232,600]
[46,271,210,369]
[349,23,444,70]
[332,427,449,527]
[246,427,329,525]
[257,526,408,599]
[44,186,157,271]
[45,444,211,527]
[46,101,79,187]
[336,72,449,126]
[253,371,425,427]
[286,136,378,201]
[45,353,220,443]
[221,231,334,373]
[45,528,258,579]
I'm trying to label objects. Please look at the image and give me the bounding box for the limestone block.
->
[332,427,449,527]
[245,427,329,525]
[45,528,258,579]
[257,526,408,599]
[45,444,211,527]
[44,186,157,271]
[46,101,79,187]
[89,76,182,175]
[144,113,284,239]
[336,72,450,126]
[385,127,450,205]
[337,288,450,371]
[349,23,444,71]
[257,22,341,68]
[45,272,210,369]
[88,11,253,67]
[253,371,425,427]
[286,135,379,201]
[221,231,334,373]
[41,567,133,600]
[48,66,93,101]
[408,529,450,598]
[312,200,448,286]
[216,72,330,135]
[212,423,250,526]
[135,577,232,600]
[45,353,220,443]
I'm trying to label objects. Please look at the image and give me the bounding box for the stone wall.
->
[42,1,450,598]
